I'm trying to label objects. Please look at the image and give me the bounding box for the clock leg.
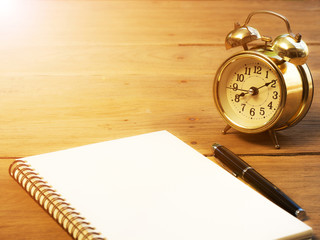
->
[269,130,280,149]
[222,125,231,134]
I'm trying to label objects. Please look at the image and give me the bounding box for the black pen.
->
[212,143,306,220]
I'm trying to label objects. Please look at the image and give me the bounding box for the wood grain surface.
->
[1,1,319,239]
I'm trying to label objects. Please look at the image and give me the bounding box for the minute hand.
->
[257,80,276,89]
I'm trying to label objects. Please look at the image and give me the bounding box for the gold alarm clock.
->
[213,11,313,148]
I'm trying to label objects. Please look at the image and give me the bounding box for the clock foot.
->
[222,125,231,134]
[269,130,280,149]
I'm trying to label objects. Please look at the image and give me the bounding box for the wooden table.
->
[1,1,319,239]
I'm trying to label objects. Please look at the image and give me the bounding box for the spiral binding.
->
[9,160,106,240]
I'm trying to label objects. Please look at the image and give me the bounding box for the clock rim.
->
[213,51,287,134]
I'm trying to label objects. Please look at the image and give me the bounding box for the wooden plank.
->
[0,45,227,75]
[0,1,319,48]
[1,44,319,76]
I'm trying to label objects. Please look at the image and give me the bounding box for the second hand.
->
[226,87,249,93]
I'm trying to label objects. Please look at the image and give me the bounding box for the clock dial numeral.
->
[254,66,262,74]
[272,91,279,99]
[235,94,240,102]
[236,74,244,82]
[250,108,255,116]
[241,104,246,111]
[245,67,251,75]
[232,83,238,91]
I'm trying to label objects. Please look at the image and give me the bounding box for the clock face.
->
[214,53,285,132]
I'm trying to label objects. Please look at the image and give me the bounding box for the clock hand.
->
[257,80,276,89]
[236,92,248,99]
[226,87,250,93]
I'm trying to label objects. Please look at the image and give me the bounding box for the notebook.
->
[9,130,312,240]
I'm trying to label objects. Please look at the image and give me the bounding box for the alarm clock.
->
[213,10,313,148]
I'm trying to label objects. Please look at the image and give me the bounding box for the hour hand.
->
[238,92,248,97]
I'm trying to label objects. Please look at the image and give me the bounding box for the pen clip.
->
[225,168,238,178]
[214,158,239,177]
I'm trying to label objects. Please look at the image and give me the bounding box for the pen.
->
[212,143,306,220]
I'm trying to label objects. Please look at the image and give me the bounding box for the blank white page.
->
[22,131,312,240]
